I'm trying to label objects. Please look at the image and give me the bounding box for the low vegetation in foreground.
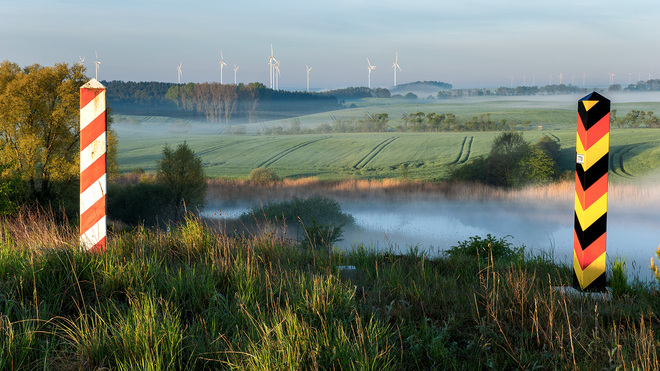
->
[1,211,659,370]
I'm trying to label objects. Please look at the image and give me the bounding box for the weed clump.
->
[444,234,523,261]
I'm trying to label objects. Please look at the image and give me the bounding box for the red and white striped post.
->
[80,79,107,253]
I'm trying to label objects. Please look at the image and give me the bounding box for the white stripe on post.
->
[80,79,107,253]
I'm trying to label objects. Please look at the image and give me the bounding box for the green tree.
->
[0,61,118,207]
[156,142,207,219]
[488,131,530,186]
[510,147,557,187]
[533,135,561,161]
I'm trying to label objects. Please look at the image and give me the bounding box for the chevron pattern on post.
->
[573,91,609,291]
[80,79,107,253]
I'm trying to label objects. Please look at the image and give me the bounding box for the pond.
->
[204,192,660,283]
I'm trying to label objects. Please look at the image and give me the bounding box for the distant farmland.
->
[116,124,660,182]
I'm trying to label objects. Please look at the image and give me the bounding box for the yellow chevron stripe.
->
[574,192,607,228]
[582,100,599,111]
[573,250,607,289]
[576,132,609,171]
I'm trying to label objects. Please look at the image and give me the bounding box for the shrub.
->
[301,219,345,250]
[157,142,207,220]
[0,163,20,216]
[444,234,523,261]
[107,180,171,226]
[239,196,354,236]
[248,167,281,184]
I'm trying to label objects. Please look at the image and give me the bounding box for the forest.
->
[102,80,341,122]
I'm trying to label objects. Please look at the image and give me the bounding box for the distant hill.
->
[390,81,452,96]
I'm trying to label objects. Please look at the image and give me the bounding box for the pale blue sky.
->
[2,0,659,89]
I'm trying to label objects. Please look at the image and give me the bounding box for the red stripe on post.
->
[88,237,107,254]
[80,194,106,234]
[80,88,103,108]
[80,154,107,191]
[574,231,607,270]
[80,112,106,149]
[577,113,610,150]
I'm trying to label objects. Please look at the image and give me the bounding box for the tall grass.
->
[0,211,658,369]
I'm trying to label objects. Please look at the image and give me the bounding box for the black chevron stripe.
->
[574,212,607,249]
[576,154,609,190]
[578,93,610,130]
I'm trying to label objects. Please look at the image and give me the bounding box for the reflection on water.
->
[204,197,660,282]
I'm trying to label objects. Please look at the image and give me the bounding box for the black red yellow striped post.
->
[574,92,609,291]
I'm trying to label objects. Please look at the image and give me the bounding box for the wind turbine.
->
[306,65,312,92]
[608,72,615,85]
[233,64,239,85]
[177,62,182,84]
[94,51,101,80]
[219,51,227,84]
[558,72,563,85]
[367,58,376,89]
[273,60,281,90]
[392,52,401,87]
[268,44,275,89]
[78,56,85,67]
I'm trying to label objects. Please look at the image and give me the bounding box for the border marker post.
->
[79,78,107,253]
[573,91,610,291]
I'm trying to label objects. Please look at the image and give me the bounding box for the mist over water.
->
[205,189,660,283]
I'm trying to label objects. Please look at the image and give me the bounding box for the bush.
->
[301,219,345,250]
[248,167,281,184]
[157,142,207,220]
[107,180,171,226]
[239,196,354,235]
[0,163,20,216]
[444,234,523,261]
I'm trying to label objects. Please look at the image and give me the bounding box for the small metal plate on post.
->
[576,154,585,164]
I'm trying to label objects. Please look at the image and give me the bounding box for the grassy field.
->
[1,211,658,369]
[115,96,660,182]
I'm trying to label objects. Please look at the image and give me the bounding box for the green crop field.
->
[115,96,660,182]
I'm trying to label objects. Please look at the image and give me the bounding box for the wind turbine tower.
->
[367,58,376,89]
[219,51,227,84]
[94,51,101,80]
[608,73,615,85]
[273,60,281,90]
[268,45,275,89]
[559,72,563,85]
[306,65,312,92]
[177,62,182,84]
[392,52,402,87]
[233,64,239,85]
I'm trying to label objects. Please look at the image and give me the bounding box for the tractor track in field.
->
[610,144,635,177]
[196,142,242,157]
[610,144,639,177]
[548,133,560,142]
[257,137,329,168]
[457,136,473,164]
[353,137,399,169]
[449,136,471,165]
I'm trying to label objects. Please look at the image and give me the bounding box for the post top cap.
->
[81,78,105,89]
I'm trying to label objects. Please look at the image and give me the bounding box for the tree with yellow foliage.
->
[0,61,117,209]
